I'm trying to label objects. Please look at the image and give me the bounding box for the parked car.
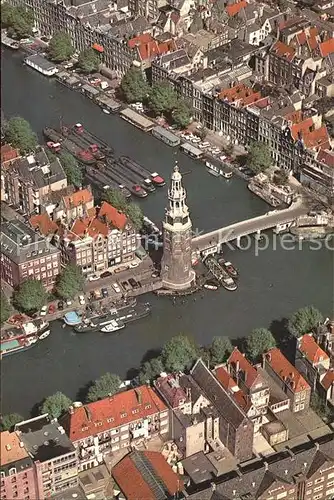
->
[101,287,109,298]
[94,289,102,300]
[40,306,47,316]
[112,282,121,293]
[89,274,100,281]
[58,301,64,310]
[48,304,56,314]
[129,278,139,289]
[151,271,160,278]
[114,265,129,274]
[121,281,131,291]
[79,295,85,305]
[100,271,112,278]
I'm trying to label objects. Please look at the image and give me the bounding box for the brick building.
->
[15,415,79,499]
[61,386,169,471]
[263,348,311,413]
[0,430,38,500]
[0,219,61,289]
[296,333,331,391]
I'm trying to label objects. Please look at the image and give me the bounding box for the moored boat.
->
[64,311,82,326]
[119,155,165,187]
[43,127,96,165]
[222,275,237,291]
[221,170,233,179]
[100,319,125,333]
[205,161,221,177]
[119,156,155,192]
[218,258,238,278]
[1,335,39,358]
[1,33,20,50]
[204,281,219,291]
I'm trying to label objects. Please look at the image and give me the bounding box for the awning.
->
[92,43,104,53]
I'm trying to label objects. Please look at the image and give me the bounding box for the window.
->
[145,404,151,410]
[315,477,324,484]
[120,412,127,418]
[314,485,323,492]
[9,468,16,476]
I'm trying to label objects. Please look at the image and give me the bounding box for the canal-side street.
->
[1,49,333,417]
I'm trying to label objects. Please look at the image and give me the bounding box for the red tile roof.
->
[29,213,58,237]
[128,33,153,49]
[214,366,252,412]
[98,201,127,230]
[227,347,259,390]
[321,369,334,392]
[271,41,295,61]
[62,386,167,441]
[264,348,310,393]
[284,109,303,124]
[317,149,334,168]
[113,451,182,500]
[299,334,329,365]
[1,144,20,164]
[219,84,262,108]
[1,431,29,466]
[303,126,330,150]
[63,188,93,209]
[319,38,334,57]
[128,34,176,61]
[226,0,246,17]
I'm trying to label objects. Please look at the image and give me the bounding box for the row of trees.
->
[103,188,144,231]
[48,32,100,73]
[6,264,85,315]
[2,3,34,40]
[121,68,192,129]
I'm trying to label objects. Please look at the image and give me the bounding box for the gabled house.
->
[53,186,94,223]
[61,386,169,471]
[190,358,254,462]
[263,348,311,413]
[129,33,177,70]
[296,333,330,391]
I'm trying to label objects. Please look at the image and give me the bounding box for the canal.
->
[2,49,333,416]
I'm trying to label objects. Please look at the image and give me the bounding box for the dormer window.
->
[9,468,16,476]
[144,404,151,410]
[107,417,114,423]
[121,412,127,418]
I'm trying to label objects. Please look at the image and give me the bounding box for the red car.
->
[48,304,56,314]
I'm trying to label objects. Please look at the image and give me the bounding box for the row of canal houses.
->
[1,323,333,499]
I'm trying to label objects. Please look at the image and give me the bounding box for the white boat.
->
[204,283,218,291]
[205,161,221,177]
[102,108,110,114]
[100,319,125,333]
[221,170,233,179]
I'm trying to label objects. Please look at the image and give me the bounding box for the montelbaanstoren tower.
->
[161,162,195,290]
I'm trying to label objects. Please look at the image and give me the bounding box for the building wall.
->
[1,466,38,500]
[35,450,78,498]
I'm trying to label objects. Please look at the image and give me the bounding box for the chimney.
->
[69,405,74,415]
[264,462,268,471]
[315,442,320,451]
[19,442,24,448]
[211,482,216,491]
[5,444,11,451]
[135,388,142,404]
[236,360,240,372]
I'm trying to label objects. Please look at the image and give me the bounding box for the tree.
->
[0,292,12,325]
[210,336,233,365]
[310,393,332,421]
[125,203,143,231]
[103,188,128,212]
[0,413,23,431]
[14,279,47,313]
[2,4,33,39]
[48,32,74,62]
[246,328,276,361]
[59,152,83,188]
[273,169,289,186]
[224,143,234,156]
[120,67,150,103]
[87,372,121,402]
[77,48,100,74]
[138,357,164,384]
[41,391,72,419]
[55,264,85,300]
[5,116,37,154]
[288,306,324,338]
[248,142,272,174]
[161,334,198,372]
[148,83,178,116]
[197,128,208,141]
[172,100,192,129]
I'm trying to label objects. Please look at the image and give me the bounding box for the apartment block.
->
[15,415,79,499]
[0,431,38,500]
[0,219,61,289]
[263,348,311,413]
[61,386,169,471]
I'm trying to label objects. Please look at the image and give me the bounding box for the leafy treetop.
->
[148,82,178,116]
[5,117,37,154]
[87,372,121,402]
[14,279,47,313]
[172,100,192,129]
[161,334,198,372]
[77,48,100,74]
[120,67,150,103]
[48,32,74,62]
[1,292,12,325]
[41,392,72,419]
[2,4,33,39]
[138,357,164,385]
[0,413,23,431]
[59,152,83,188]
[248,143,272,174]
[288,306,323,338]
[55,264,85,300]
[210,336,233,366]
[246,328,276,361]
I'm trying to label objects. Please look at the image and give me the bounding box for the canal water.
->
[2,49,333,416]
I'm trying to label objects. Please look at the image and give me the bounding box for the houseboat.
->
[1,335,39,358]
[152,126,180,147]
[205,161,221,177]
[1,32,20,49]
[24,54,59,77]
[120,108,155,132]
[64,311,82,326]
[180,142,203,159]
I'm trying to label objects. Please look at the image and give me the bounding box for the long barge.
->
[43,127,96,165]
[61,126,106,161]
[85,166,132,200]
[119,155,165,187]
[118,158,155,193]
[106,159,148,198]
[70,123,114,155]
